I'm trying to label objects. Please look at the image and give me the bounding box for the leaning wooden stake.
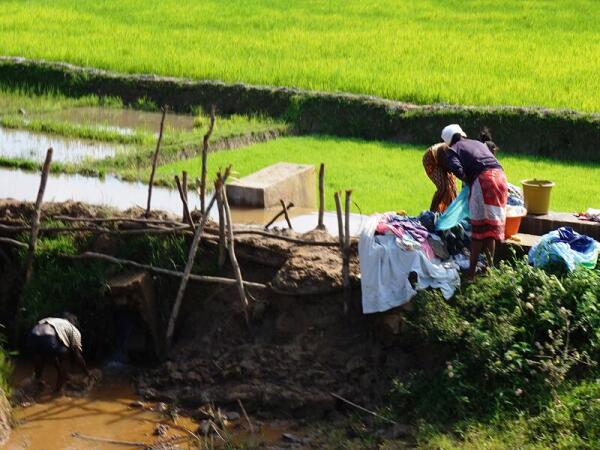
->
[334,192,345,249]
[216,187,227,270]
[181,170,188,222]
[175,175,194,231]
[145,105,168,218]
[221,181,250,326]
[343,190,352,314]
[317,163,325,230]
[166,166,231,350]
[279,199,293,229]
[264,201,294,230]
[15,148,53,339]
[200,105,216,216]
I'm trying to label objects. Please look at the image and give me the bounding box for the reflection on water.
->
[0,168,367,236]
[36,107,196,135]
[0,127,121,163]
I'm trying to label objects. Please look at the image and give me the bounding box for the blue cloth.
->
[436,186,471,231]
[528,227,599,272]
[507,183,524,207]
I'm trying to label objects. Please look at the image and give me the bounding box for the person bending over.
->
[422,142,457,213]
[28,313,89,393]
[441,124,508,279]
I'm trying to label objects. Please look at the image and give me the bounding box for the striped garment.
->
[469,169,509,240]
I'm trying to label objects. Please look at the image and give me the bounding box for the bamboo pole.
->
[182,170,188,222]
[221,182,250,326]
[75,252,266,289]
[200,105,216,216]
[166,166,231,349]
[15,148,53,339]
[334,192,344,249]
[343,190,352,314]
[0,237,28,248]
[216,186,227,270]
[264,202,294,230]
[175,175,194,231]
[317,163,325,230]
[279,199,293,229]
[145,105,168,218]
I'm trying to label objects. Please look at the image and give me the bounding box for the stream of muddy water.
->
[6,361,299,449]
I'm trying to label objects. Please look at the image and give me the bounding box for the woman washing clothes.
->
[440,124,508,279]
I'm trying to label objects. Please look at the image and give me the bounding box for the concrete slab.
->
[226,162,316,208]
[497,233,541,261]
[520,212,600,241]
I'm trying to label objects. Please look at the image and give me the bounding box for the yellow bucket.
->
[521,179,555,215]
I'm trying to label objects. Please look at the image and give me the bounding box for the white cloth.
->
[359,215,460,314]
[38,317,82,351]
[441,124,467,145]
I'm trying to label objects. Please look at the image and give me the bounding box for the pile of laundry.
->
[577,208,600,223]
[529,226,600,272]
[359,212,468,314]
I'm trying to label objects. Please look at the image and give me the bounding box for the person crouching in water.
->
[441,124,508,279]
[28,313,90,393]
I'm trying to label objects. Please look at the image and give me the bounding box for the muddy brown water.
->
[6,361,297,449]
[0,168,367,235]
[34,107,196,136]
[0,127,122,164]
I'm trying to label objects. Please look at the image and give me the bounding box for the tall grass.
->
[0,1,598,112]
[150,136,600,214]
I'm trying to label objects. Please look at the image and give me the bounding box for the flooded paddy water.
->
[0,127,121,164]
[0,167,367,235]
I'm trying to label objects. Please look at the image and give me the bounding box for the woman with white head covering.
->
[441,124,508,279]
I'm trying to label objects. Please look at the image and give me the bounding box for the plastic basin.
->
[521,179,555,215]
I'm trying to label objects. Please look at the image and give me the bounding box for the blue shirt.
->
[447,138,502,185]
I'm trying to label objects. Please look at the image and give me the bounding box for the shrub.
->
[394,259,600,423]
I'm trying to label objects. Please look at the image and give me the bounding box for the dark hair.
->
[450,133,463,146]
[478,127,499,156]
[63,312,79,328]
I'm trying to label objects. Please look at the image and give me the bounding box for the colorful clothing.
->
[469,169,508,240]
[423,143,457,213]
[446,138,502,185]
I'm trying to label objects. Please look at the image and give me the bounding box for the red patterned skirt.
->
[469,169,508,240]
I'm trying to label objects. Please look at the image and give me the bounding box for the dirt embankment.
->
[0,200,424,421]
[0,389,11,446]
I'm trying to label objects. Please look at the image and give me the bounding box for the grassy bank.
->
[145,136,600,214]
[0,1,598,112]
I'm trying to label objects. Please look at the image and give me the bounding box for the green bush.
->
[394,259,600,423]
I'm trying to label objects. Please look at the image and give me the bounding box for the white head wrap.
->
[441,124,467,145]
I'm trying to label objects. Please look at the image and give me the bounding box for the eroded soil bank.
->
[0,200,422,448]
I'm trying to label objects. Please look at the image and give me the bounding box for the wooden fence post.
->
[343,190,353,314]
[317,163,325,230]
[200,105,216,216]
[175,175,194,231]
[145,105,168,218]
[14,148,53,339]
[181,170,188,222]
[279,199,293,229]
[216,185,227,270]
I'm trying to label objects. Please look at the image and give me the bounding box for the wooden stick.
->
[231,229,337,246]
[334,191,344,248]
[330,392,397,425]
[216,185,227,270]
[0,237,28,248]
[343,190,352,314]
[175,175,194,231]
[72,432,147,447]
[145,105,168,218]
[166,166,231,349]
[52,216,183,226]
[237,399,254,434]
[264,202,294,230]
[317,163,325,230]
[222,182,250,326]
[200,105,216,216]
[15,148,52,339]
[75,252,266,289]
[182,170,188,222]
[279,199,293,229]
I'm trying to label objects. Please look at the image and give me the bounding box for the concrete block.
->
[226,162,316,208]
[520,212,600,241]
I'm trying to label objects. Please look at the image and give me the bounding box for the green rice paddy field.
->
[1,0,599,112]
[149,136,600,215]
